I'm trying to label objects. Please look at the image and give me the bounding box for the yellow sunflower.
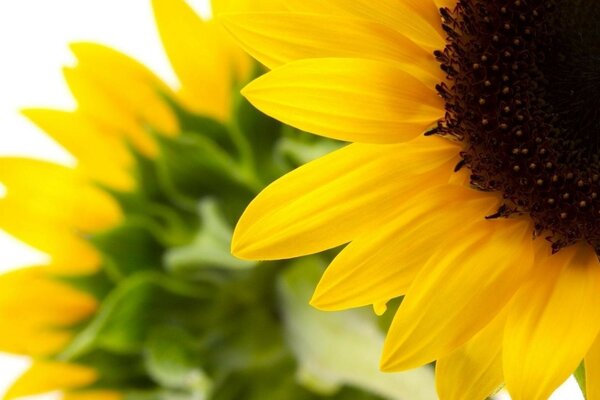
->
[0,0,247,397]
[225,1,600,399]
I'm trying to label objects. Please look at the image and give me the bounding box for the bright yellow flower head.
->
[0,0,247,397]
[226,1,600,399]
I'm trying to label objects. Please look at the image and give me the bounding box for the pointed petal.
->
[5,362,97,400]
[381,218,534,371]
[63,68,157,156]
[233,136,459,260]
[504,244,600,400]
[153,0,248,120]
[221,13,440,85]
[242,58,443,143]
[436,311,506,400]
[586,334,600,400]
[70,43,178,135]
[311,185,498,311]
[0,223,99,274]
[0,267,97,356]
[0,160,109,274]
[283,0,445,51]
[23,109,133,190]
[0,157,121,232]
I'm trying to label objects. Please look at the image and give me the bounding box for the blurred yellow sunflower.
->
[0,0,248,398]
[226,1,600,399]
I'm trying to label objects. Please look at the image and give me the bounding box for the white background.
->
[0,1,584,399]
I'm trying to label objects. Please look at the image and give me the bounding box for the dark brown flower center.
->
[434,0,600,253]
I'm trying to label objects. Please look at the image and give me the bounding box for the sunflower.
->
[0,0,437,399]
[224,1,600,399]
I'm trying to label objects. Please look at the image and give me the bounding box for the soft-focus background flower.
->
[0,1,209,396]
[0,1,584,399]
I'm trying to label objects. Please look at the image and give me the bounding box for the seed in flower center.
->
[434,0,600,253]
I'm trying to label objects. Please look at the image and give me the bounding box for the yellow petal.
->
[586,333,600,400]
[70,43,178,136]
[5,362,97,400]
[0,223,99,274]
[66,42,180,157]
[62,391,122,400]
[283,0,445,51]
[23,109,133,190]
[153,0,248,120]
[0,161,107,273]
[436,311,506,400]
[433,0,457,9]
[504,244,600,400]
[64,68,156,157]
[233,136,458,260]
[242,58,443,143]
[311,184,498,311]
[0,157,121,233]
[0,267,96,356]
[381,218,534,371]
[212,0,286,13]
[221,13,441,85]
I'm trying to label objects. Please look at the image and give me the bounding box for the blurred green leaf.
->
[165,200,255,276]
[91,221,165,278]
[276,129,343,167]
[145,326,211,393]
[77,350,153,389]
[61,272,211,358]
[575,362,586,399]
[232,82,282,183]
[162,93,238,157]
[277,257,436,400]
[155,132,256,224]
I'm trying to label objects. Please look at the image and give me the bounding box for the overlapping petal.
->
[381,218,534,371]
[65,44,176,156]
[0,158,121,232]
[5,362,98,400]
[23,109,133,190]
[311,184,499,311]
[242,58,443,143]
[0,158,117,273]
[0,267,96,356]
[153,0,250,120]
[233,136,458,260]
[436,311,506,400]
[221,12,441,85]
[282,0,445,51]
[504,244,600,400]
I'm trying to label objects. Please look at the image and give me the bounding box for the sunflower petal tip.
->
[239,84,254,100]
[379,354,394,372]
[309,288,346,312]
[308,292,326,310]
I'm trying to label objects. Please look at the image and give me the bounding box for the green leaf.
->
[155,132,256,224]
[162,92,238,157]
[145,326,211,393]
[61,272,211,358]
[277,257,437,400]
[165,199,256,276]
[91,221,165,278]
[575,363,587,399]
[232,80,283,183]
[76,350,153,389]
[276,129,343,167]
